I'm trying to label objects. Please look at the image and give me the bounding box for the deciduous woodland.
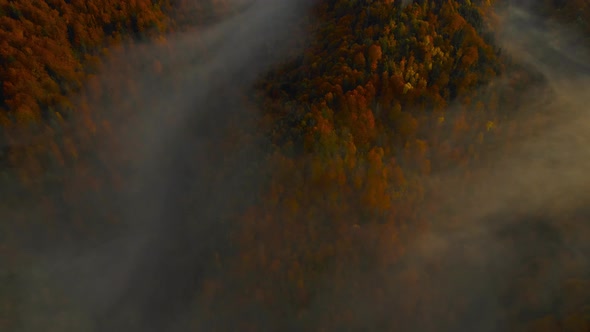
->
[1,0,589,331]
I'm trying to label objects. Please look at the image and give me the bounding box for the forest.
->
[1,0,589,331]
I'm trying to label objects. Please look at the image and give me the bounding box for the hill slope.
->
[1,0,589,331]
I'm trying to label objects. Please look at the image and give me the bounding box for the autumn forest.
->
[1,0,589,331]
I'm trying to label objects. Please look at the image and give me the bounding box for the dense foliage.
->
[1,0,588,331]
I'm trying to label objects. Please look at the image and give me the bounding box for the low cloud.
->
[2,1,310,331]
[295,5,590,331]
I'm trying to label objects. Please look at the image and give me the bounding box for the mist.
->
[2,1,590,331]
[298,5,590,331]
[1,1,310,331]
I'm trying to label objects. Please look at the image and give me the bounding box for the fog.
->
[1,1,309,331]
[298,4,590,331]
[2,1,589,331]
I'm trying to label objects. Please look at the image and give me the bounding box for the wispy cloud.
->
[3,1,310,331]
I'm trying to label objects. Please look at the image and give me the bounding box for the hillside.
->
[1,0,589,331]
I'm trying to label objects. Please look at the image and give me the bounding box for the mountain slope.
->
[0,0,589,331]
